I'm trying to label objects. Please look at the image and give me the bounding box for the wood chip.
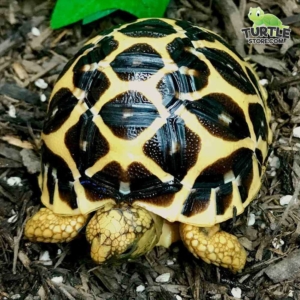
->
[12,62,28,80]
[265,250,300,283]
[0,83,40,104]
[1,136,33,149]
[248,55,288,73]
[20,149,40,174]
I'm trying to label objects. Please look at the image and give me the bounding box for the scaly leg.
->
[86,204,163,263]
[180,223,247,272]
[25,208,88,243]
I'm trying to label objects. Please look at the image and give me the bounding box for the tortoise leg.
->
[180,223,247,272]
[86,204,163,264]
[156,220,180,248]
[25,207,88,243]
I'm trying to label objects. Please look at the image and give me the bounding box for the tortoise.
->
[24,18,272,272]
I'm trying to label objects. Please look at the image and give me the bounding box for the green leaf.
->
[82,9,117,25]
[51,0,170,29]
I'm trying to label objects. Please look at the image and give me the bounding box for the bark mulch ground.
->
[1,0,300,299]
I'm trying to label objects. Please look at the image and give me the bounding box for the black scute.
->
[56,43,94,82]
[110,43,164,75]
[184,93,251,141]
[182,148,254,216]
[43,88,78,134]
[196,48,256,95]
[100,90,159,140]
[119,19,177,37]
[249,103,268,141]
[166,38,210,93]
[42,144,78,209]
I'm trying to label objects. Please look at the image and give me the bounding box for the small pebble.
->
[175,295,183,300]
[37,286,46,299]
[8,105,16,118]
[287,87,299,100]
[11,295,21,300]
[272,238,284,249]
[155,273,170,283]
[35,78,48,89]
[39,251,53,266]
[247,213,256,226]
[269,156,280,169]
[231,287,242,299]
[31,27,40,36]
[289,290,294,297]
[259,79,268,86]
[293,127,300,138]
[51,276,63,284]
[166,259,174,265]
[7,214,18,223]
[280,195,293,206]
[7,176,22,186]
[57,249,62,255]
[40,94,47,102]
[136,285,145,292]
[278,138,287,144]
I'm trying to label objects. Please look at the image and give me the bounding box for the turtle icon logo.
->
[241,7,291,44]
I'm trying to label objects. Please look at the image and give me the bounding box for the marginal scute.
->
[182,189,211,217]
[183,148,254,216]
[246,66,264,102]
[43,88,78,134]
[56,43,94,82]
[237,156,254,203]
[80,175,118,202]
[46,163,55,205]
[134,192,175,207]
[248,103,268,141]
[127,162,182,200]
[41,144,78,209]
[73,36,118,72]
[216,183,233,215]
[255,148,263,175]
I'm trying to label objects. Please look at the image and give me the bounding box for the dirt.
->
[1,0,300,299]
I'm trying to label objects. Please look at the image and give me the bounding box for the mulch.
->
[0,0,300,299]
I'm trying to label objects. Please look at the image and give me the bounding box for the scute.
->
[41,18,272,226]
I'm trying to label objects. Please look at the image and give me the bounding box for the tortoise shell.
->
[40,18,272,226]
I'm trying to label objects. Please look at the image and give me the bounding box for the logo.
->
[241,7,291,44]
